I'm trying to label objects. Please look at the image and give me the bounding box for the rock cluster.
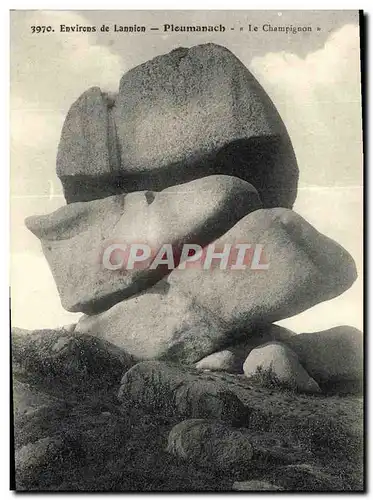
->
[26,43,360,384]
[16,43,363,491]
[12,330,363,491]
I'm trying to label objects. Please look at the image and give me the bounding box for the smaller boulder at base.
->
[195,324,296,373]
[286,326,363,388]
[243,342,321,393]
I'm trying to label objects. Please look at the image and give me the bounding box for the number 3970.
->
[31,26,54,33]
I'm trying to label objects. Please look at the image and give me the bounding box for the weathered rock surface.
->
[118,361,248,426]
[12,327,135,398]
[76,295,296,364]
[168,208,357,329]
[286,326,363,389]
[26,175,261,313]
[195,325,364,391]
[167,419,254,471]
[167,419,309,471]
[12,336,363,491]
[13,394,231,492]
[76,209,356,363]
[195,324,295,373]
[56,87,119,204]
[57,44,298,207]
[76,280,229,362]
[243,342,321,393]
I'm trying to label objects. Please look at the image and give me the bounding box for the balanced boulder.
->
[26,175,261,313]
[76,209,356,363]
[57,44,298,207]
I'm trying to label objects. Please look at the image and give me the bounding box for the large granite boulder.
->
[76,299,295,364]
[25,175,261,313]
[76,209,356,363]
[75,280,227,362]
[168,208,357,328]
[57,44,298,207]
[15,435,77,490]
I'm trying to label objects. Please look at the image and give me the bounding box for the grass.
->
[245,364,298,393]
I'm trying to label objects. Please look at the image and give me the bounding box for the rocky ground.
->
[11,327,364,492]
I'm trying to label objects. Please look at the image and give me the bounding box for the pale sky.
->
[10,10,363,333]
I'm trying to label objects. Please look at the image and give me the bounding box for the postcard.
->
[10,10,364,492]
